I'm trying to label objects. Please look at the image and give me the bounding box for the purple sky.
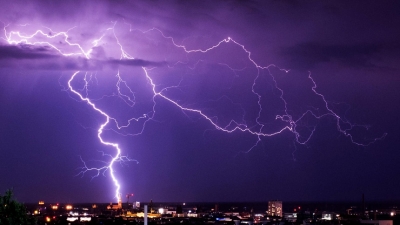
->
[0,1,399,204]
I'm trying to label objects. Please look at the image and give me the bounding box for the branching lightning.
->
[2,21,387,201]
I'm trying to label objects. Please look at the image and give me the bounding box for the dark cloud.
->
[0,44,59,59]
[107,59,166,67]
[0,57,89,71]
[0,44,87,70]
[0,44,164,70]
[280,42,400,70]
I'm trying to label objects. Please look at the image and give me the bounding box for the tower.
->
[118,193,122,209]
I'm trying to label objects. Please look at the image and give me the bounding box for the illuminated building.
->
[36,201,46,215]
[65,205,73,210]
[107,195,122,210]
[267,201,282,217]
[322,212,334,220]
[135,201,140,208]
[284,213,297,222]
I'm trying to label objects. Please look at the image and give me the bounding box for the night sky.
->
[0,1,399,204]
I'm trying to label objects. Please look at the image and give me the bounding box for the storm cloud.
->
[0,0,399,203]
[280,41,400,70]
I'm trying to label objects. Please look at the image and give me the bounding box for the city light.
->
[67,217,78,222]
[80,217,92,222]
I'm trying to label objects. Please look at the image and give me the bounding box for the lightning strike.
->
[2,21,386,202]
[68,71,125,200]
[3,24,91,59]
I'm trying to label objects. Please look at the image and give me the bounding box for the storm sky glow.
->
[0,1,399,203]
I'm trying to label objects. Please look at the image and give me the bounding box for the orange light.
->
[52,205,58,210]
[66,205,73,210]
[38,201,44,205]
[46,217,51,222]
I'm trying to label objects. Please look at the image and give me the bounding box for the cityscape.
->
[20,197,400,224]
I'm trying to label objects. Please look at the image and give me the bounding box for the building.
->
[284,213,297,222]
[267,201,282,217]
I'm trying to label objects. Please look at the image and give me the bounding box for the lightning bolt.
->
[68,71,124,200]
[2,21,387,201]
[139,28,386,147]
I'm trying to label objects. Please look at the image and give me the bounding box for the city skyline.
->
[0,0,399,203]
